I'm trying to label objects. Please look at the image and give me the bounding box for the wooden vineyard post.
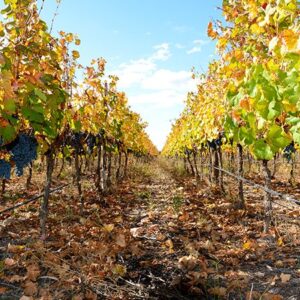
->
[262,160,272,233]
[74,146,83,214]
[40,150,55,239]
[237,144,245,209]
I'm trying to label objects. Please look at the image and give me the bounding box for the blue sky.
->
[38,1,222,149]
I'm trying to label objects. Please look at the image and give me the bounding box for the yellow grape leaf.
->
[75,38,81,45]
[165,239,174,254]
[0,53,5,64]
[0,21,4,35]
[207,22,218,39]
[239,98,251,111]
[282,99,297,113]
[65,33,74,42]
[234,49,243,60]
[281,29,298,51]
[243,241,252,250]
[277,237,284,247]
[114,216,123,223]
[103,224,114,233]
[72,50,80,59]
[250,23,265,34]
[217,37,228,50]
[112,264,126,277]
[269,37,279,51]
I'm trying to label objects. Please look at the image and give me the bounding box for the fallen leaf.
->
[262,293,283,300]
[7,244,25,253]
[4,258,16,267]
[102,224,114,233]
[114,216,123,223]
[165,239,174,254]
[246,290,261,300]
[283,258,297,266]
[112,264,126,277]
[178,255,197,271]
[130,227,144,238]
[23,281,37,296]
[208,287,227,297]
[20,296,33,300]
[79,217,87,225]
[275,260,284,268]
[280,273,291,283]
[115,233,126,247]
[85,290,97,300]
[243,240,253,250]
[9,275,24,282]
[26,264,40,281]
[277,237,284,247]
[203,240,215,251]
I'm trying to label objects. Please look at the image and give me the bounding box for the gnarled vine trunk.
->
[40,150,55,239]
[237,144,245,209]
[262,160,272,233]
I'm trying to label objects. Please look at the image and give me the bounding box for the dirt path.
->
[1,159,300,299]
[118,159,300,299]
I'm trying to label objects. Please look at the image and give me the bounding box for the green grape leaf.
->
[266,125,291,150]
[290,124,300,145]
[0,124,16,143]
[34,88,47,102]
[21,107,44,124]
[3,98,16,113]
[251,139,274,160]
[238,126,255,145]
[267,100,281,120]
[287,117,300,126]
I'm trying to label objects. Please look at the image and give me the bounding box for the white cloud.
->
[142,69,194,92]
[175,43,186,49]
[114,43,172,89]
[112,43,197,149]
[130,90,186,108]
[146,121,173,150]
[193,39,209,45]
[187,46,202,55]
[151,43,171,61]
[187,39,209,55]
[173,25,191,33]
[115,59,156,89]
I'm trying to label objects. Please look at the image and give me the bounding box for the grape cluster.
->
[283,142,296,162]
[70,132,85,154]
[208,137,222,150]
[0,159,11,180]
[87,134,96,154]
[11,134,38,176]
